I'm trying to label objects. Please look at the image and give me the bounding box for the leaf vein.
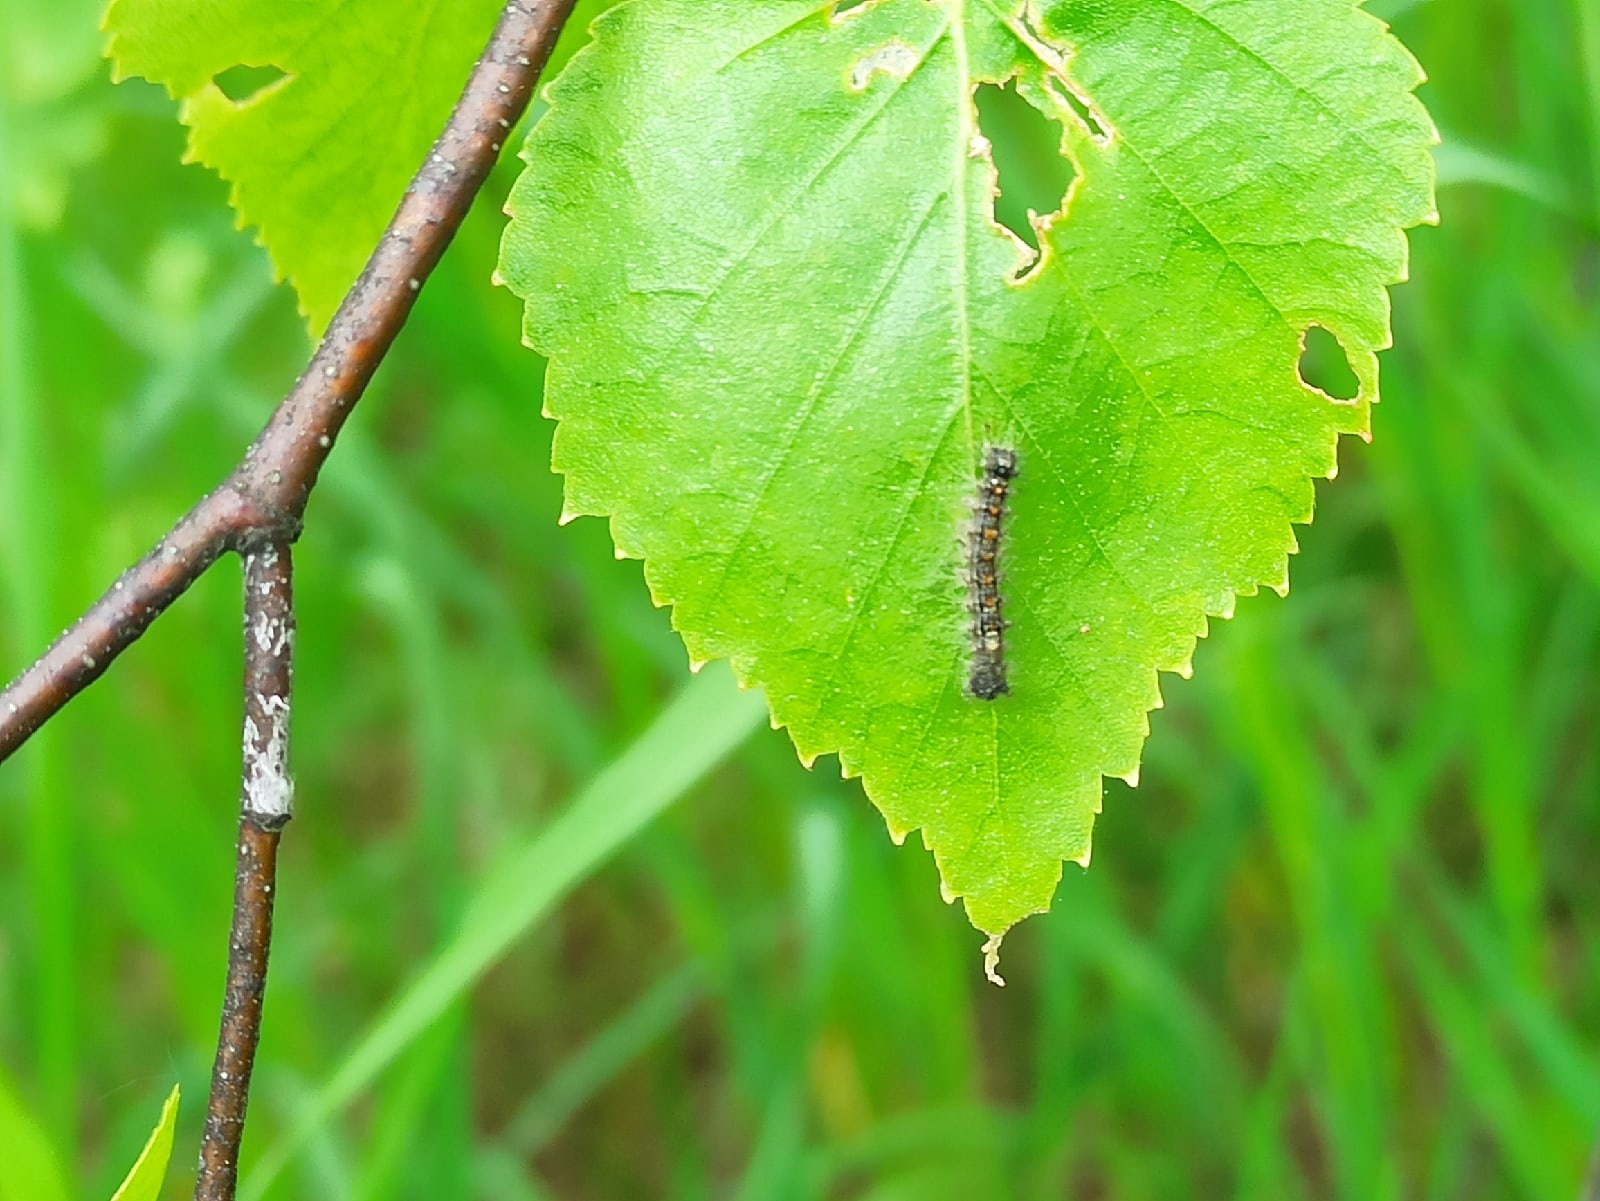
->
[697,192,948,621]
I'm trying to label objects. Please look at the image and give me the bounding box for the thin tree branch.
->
[0,4,580,1197]
[195,544,294,1201]
[0,489,262,760]
[0,0,579,763]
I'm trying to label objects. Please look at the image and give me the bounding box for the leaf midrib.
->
[949,0,977,460]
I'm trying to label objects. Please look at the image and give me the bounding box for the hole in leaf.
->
[1014,5,1111,143]
[213,64,289,103]
[1041,75,1110,144]
[973,81,1074,255]
[1298,325,1361,401]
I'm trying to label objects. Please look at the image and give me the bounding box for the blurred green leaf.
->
[0,1065,70,1201]
[0,0,110,228]
[108,1086,179,1201]
[499,0,1438,936]
[101,0,505,331]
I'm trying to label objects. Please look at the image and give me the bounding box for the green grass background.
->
[2,0,1598,1197]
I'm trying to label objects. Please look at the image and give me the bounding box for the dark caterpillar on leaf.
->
[967,444,1017,700]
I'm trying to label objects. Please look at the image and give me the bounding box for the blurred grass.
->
[2,1,1598,1199]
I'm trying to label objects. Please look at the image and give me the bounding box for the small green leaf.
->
[99,0,627,332]
[500,0,1437,939]
[110,1085,180,1201]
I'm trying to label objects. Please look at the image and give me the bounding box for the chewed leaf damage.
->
[211,62,291,104]
[849,39,920,89]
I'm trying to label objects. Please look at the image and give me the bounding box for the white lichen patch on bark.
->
[251,608,293,657]
[243,695,294,821]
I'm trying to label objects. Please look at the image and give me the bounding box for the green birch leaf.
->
[101,0,505,332]
[109,1085,179,1201]
[501,0,1438,945]
[0,1065,70,1201]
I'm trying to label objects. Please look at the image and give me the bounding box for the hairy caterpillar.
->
[967,445,1017,700]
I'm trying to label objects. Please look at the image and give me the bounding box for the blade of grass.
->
[0,21,77,1155]
[1416,860,1600,1127]
[810,1107,1022,1187]
[1577,0,1600,225]
[349,1016,466,1201]
[499,960,702,1154]
[1232,972,1315,1201]
[734,1080,808,1201]
[1434,138,1581,220]
[1058,882,1248,1138]
[239,662,766,1199]
[1396,907,1571,1198]
[1225,612,1400,1201]
[473,1148,555,1201]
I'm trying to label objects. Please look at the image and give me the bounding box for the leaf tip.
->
[109,1084,180,1201]
[981,934,1006,987]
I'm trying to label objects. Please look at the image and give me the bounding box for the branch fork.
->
[0,3,579,1197]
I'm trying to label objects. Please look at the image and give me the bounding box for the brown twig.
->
[0,0,579,763]
[0,2,580,1197]
[195,545,294,1201]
